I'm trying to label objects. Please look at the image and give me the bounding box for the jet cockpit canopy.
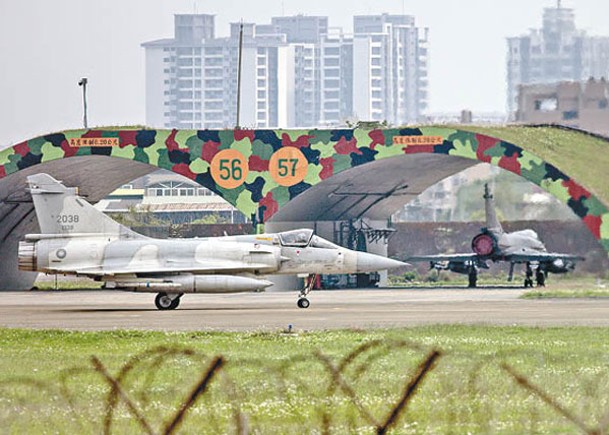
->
[279,229,314,247]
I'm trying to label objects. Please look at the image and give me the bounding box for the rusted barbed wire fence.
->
[1,341,607,434]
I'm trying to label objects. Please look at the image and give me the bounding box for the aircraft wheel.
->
[155,292,180,310]
[468,270,477,288]
[297,298,310,309]
[536,271,546,287]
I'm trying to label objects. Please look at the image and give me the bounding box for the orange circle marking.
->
[269,147,308,187]
[210,149,249,189]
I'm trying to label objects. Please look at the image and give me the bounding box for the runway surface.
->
[2,288,609,331]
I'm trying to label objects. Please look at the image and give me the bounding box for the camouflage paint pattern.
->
[2,126,608,254]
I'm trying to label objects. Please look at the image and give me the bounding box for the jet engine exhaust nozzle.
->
[18,241,37,272]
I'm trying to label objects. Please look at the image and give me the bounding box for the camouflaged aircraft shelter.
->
[1,125,608,290]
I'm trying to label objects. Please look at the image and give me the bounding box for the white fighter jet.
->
[18,174,405,310]
[406,184,583,288]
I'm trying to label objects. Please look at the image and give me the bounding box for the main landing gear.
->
[468,266,478,288]
[524,263,546,288]
[297,274,316,309]
[524,263,534,288]
[536,268,546,287]
[155,292,183,310]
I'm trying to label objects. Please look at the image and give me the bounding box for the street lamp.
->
[78,77,88,128]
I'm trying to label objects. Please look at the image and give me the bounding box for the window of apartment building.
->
[205,79,223,88]
[205,68,222,77]
[257,112,266,120]
[371,79,382,88]
[257,101,266,110]
[324,47,340,56]
[372,47,381,55]
[372,58,381,66]
[372,90,382,99]
[324,91,339,99]
[257,79,266,87]
[257,57,266,66]
[257,68,266,77]
[205,101,223,110]
[325,58,339,67]
[257,90,266,98]
[563,110,579,120]
[371,68,382,77]
[324,79,339,88]
[205,90,222,99]
[178,58,193,66]
[325,69,339,77]
[534,98,558,111]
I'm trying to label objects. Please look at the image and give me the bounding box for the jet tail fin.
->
[27,173,143,239]
[483,183,503,234]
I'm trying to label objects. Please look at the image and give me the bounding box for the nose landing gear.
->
[297,274,316,309]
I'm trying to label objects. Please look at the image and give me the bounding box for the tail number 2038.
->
[56,214,80,224]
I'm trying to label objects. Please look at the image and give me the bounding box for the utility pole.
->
[236,21,244,129]
[78,77,88,128]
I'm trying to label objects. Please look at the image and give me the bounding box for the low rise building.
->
[515,78,609,136]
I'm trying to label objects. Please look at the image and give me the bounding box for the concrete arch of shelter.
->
[0,126,608,290]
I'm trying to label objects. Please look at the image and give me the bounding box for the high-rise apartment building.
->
[352,14,428,124]
[142,13,429,129]
[507,3,609,116]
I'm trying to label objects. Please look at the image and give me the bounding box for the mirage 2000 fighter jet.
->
[406,184,583,288]
[18,174,405,310]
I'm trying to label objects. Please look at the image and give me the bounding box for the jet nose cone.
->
[356,252,408,273]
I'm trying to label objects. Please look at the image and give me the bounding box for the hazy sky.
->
[0,0,607,146]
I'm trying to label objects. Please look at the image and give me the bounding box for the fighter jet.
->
[406,184,583,288]
[18,174,404,310]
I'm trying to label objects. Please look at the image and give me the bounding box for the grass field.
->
[2,326,609,433]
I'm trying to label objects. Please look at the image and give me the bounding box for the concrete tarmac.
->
[2,288,609,331]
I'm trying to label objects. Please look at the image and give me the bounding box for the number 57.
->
[278,158,298,177]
